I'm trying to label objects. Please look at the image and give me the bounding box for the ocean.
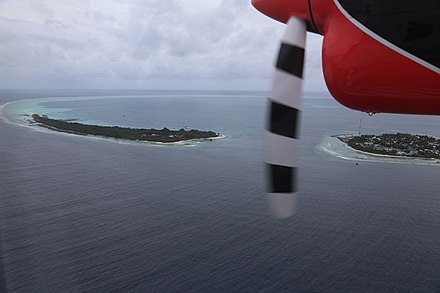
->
[0,89,439,292]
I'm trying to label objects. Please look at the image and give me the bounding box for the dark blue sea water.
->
[1,89,440,292]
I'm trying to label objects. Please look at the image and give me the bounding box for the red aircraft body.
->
[252,0,440,115]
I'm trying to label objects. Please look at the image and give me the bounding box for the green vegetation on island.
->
[337,133,440,159]
[31,114,219,143]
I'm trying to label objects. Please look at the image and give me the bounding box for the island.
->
[336,133,440,159]
[31,114,220,143]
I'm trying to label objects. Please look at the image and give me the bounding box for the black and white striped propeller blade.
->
[266,17,306,219]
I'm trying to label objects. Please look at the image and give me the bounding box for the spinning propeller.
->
[265,17,305,218]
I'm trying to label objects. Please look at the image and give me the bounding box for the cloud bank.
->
[0,0,326,91]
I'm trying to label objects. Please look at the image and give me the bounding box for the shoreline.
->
[344,143,439,161]
[148,134,227,146]
[332,135,440,163]
[331,134,440,162]
[29,114,226,146]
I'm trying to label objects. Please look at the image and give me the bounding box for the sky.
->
[0,0,327,92]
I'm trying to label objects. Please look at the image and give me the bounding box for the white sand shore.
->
[336,135,440,161]
[148,134,227,146]
[320,136,440,167]
[28,113,227,146]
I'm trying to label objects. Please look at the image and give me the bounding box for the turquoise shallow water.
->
[1,90,440,292]
[4,93,440,164]
[1,94,262,147]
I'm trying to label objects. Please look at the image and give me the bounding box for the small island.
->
[31,114,220,143]
[336,133,440,159]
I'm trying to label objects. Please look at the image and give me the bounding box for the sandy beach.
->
[319,135,440,166]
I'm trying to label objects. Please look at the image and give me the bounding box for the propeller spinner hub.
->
[251,0,310,23]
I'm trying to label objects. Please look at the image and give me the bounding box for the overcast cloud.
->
[0,0,326,91]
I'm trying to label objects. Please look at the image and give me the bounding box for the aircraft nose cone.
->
[251,0,310,23]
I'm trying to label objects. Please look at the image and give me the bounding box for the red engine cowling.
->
[252,0,440,115]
